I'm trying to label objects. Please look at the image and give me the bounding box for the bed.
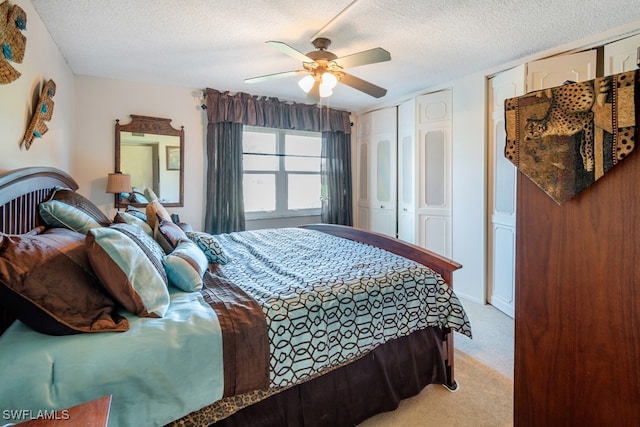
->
[0,166,471,427]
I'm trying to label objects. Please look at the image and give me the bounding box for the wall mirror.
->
[115,115,184,207]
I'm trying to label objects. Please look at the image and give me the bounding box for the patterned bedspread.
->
[214,227,472,389]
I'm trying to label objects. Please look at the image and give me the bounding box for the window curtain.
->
[321,131,353,225]
[204,121,245,234]
[204,88,353,233]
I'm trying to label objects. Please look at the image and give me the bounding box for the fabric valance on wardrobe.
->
[204,88,352,134]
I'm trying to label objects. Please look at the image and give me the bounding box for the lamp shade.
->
[106,172,131,194]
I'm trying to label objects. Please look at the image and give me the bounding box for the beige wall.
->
[73,75,206,228]
[0,0,74,172]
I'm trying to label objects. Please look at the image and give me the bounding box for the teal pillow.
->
[114,211,153,236]
[85,223,170,318]
[185,231,229,265]
[125,205,147,222]
[164,239,208,292]
[39,187,111,234]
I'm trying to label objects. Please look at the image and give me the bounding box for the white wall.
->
[0,0,74,172]
[449,74,487,303]
[73,76,207,228]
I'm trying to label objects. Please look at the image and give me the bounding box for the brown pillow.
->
[155,219,188,253]
[146,200,172,231]
[0,228,129,335]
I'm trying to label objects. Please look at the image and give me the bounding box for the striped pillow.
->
[86,223,169,317]
[164,239,208,292]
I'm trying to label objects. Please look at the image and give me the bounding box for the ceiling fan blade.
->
[244,70,307,84]
[335,47,391,69]
[266,41,315,63]
[339,73,387,98]
[305,80,321,104]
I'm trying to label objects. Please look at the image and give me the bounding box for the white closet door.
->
[369,107,397,237]
[356,113,372,229]
[416,90,451,257]
[397,99,416,243]
[487,65,525,318]
[485,50,597,318]
[527,49,597,91]
[604,33,640,75]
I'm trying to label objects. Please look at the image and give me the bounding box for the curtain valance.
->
[205,88,351,134]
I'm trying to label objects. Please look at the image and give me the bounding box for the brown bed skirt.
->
[208,326,448,427]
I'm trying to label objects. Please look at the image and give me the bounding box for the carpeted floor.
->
[358,300,514,426]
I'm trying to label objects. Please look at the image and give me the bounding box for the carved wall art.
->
[23,79,56,150]
[0,0,26,84]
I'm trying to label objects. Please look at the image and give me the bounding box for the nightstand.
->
[16,395,111,426]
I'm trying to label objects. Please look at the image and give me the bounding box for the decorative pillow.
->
[125,205,148,222]
[146,200,172,231]
[114,211,153,236]
[86,223,170,318]
[39,187,111,234]
[164,239,208,292]
[128,188,150,204]
[177,222,194,232]
[155,219,188,253]
[0,227,129,335]
[185,231,229,265]
[144,187,159,202]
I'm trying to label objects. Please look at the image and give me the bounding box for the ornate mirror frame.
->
[115,115,184,208]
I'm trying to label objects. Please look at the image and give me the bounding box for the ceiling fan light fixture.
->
[298,75,315,93]
[321,72,338,89]
[319,84,333,98]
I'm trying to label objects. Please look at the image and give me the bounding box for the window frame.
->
[243,126,322,220]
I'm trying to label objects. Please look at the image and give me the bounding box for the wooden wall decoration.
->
[504,70,638,204]
[23,79,56,150]
[0,0,27,84]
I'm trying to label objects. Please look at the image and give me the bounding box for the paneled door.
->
[487,49,597,318]
[397,98,416,244]
[416,90,452,257]
[356,112,372,230]
[603,33,640,74]
[487,65,525,318]
[527,49,597,90]
[369,107,397,237]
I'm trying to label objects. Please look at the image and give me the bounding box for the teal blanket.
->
[216,228,472,388]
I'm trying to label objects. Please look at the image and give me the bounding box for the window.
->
[243,127,322,218]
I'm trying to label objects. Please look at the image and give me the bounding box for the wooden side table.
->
[15,395,111,426]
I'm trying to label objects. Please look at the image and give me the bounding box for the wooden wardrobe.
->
[514,145,640,424]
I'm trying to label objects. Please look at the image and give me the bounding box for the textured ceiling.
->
[31,0,640,113]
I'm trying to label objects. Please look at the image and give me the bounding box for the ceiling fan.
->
[244,37,391,104]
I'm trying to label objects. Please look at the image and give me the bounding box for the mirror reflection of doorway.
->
[121,143,160,197]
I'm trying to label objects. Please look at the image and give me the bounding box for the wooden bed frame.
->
[0,166,463,426]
